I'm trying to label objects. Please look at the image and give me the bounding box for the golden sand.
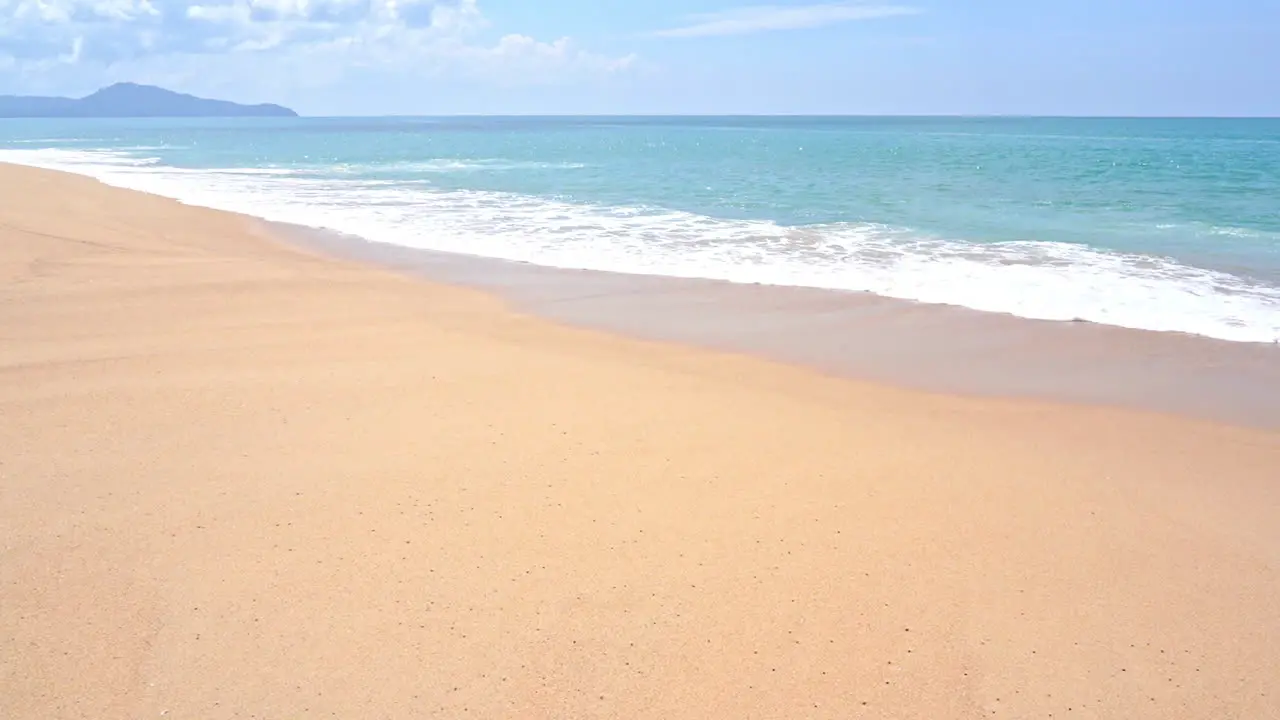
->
[2,163,1278,719]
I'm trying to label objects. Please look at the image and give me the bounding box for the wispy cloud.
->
[652,2,920,39]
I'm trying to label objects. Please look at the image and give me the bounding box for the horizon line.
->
[289,113,1280,120]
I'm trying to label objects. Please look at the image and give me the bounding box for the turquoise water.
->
[3,116,1279,342]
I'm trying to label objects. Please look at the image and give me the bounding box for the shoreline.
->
[5,151,1276,427]
[4,163,1279,719]
[271,221,1280,429]
[4,143,1280,347]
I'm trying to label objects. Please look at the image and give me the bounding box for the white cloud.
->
[444,33,637,81]
[653,2,920,38]
[0,0,634,99]
[93,0,158,20]
[424,0,485,33]
[1,0,157,22]
[62,36,85,63]
[185,3,247,22]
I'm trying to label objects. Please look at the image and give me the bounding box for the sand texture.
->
[2,163,1279,719]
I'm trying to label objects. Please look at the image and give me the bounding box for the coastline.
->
[273,221,1280,429]
[3,163,1279,719]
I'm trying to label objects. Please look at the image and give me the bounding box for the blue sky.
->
[0,0,1276,115]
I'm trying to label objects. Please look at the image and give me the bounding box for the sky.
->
[0,0,1276,116]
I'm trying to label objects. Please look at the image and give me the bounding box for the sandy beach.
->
[3,162,1279,719]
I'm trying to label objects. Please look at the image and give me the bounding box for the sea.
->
[2,116,1278,343]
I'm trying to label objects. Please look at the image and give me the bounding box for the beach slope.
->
[1,163,1278,719]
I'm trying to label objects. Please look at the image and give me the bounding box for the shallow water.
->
[3,115,1279,342]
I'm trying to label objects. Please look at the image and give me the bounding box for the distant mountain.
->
[0,83,297,118]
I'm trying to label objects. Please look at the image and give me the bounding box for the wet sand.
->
[282,224,1280,428]
[3,163,1279,720]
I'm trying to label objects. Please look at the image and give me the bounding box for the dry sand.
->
[2,163,1278,719]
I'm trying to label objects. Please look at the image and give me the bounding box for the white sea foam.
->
[343,159,589,174]
[174,166,301,176]
[5,147,1280,344]
[10,148,159,167]
[11,138,92,144]
[1210,226,1270,239]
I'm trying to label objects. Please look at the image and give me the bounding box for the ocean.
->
[2,116,1278,343]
